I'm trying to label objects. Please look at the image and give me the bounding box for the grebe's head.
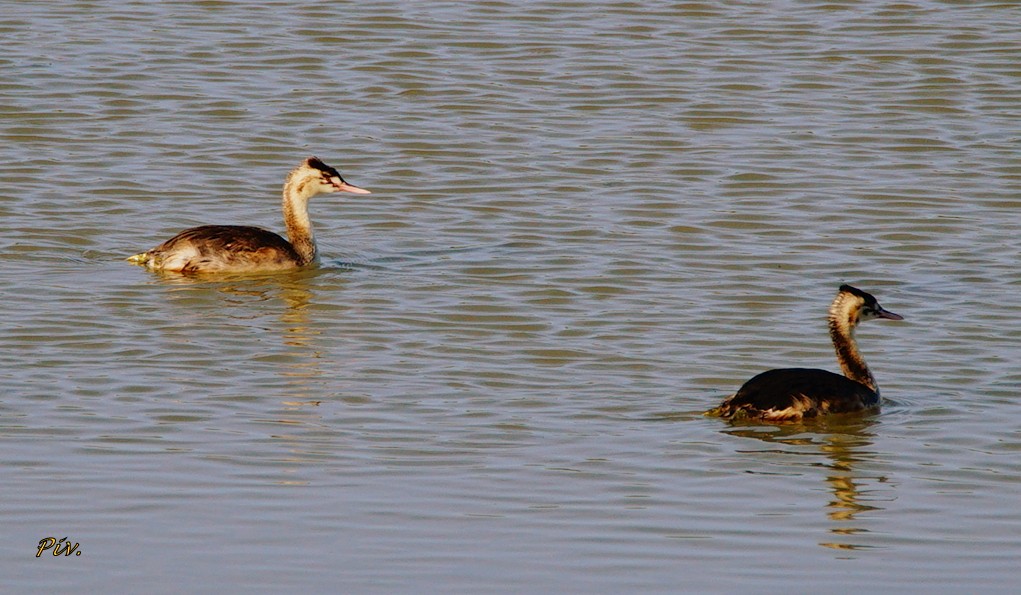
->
[290,156,371,196]
[833,284,903,328]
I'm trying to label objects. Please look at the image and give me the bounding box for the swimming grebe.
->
[127,157,370,274]
[707,285,903,422]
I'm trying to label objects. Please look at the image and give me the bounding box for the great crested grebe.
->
[127,157,370,274]
[707,285,903,422]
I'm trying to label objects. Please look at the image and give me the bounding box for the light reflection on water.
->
[723,419,886,551]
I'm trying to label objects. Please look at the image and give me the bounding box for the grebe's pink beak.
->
[334,180,371,194]
[877,307,903,321]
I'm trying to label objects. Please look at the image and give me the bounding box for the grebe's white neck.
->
[281,171,320,266]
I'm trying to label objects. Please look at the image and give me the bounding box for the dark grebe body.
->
[708,285,902,422]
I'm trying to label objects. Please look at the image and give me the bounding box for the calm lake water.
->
[3,1,1020,592]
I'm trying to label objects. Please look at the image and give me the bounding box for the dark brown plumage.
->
[139,225,302,274]
[708,285,903,422]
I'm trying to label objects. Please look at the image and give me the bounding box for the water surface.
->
[2,1,1020,592]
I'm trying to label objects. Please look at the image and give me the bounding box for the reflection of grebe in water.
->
[128,157,370,274]
[708,285,903,422]
[721,420,885,550]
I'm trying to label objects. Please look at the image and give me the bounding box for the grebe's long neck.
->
[281,174,318,266]
[828,297,877,392]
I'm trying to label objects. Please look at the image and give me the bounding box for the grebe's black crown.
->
[306,156,344,180]
[839,284,876,304]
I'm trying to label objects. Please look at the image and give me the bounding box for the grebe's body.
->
[128,157,369,274]
[708,285,902,422]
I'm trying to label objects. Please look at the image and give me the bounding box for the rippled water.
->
[3,1,1020,592]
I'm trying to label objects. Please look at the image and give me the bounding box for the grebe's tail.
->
[126,251,153,266]
[703,398,736,418]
